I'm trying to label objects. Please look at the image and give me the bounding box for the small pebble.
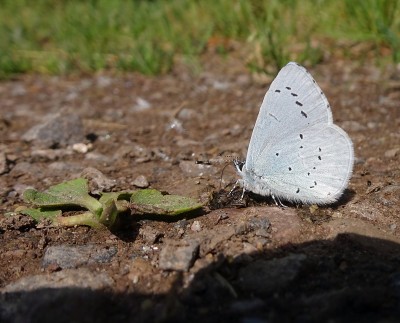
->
[72,143,91,154]
[0,152,8,174]
[22,113,84,148]
[384,147,400,158]
[132,175,149,188]
[191,220,202,232]
[132,97,151,111]
[159,240,199,271]
[80,167,116,194]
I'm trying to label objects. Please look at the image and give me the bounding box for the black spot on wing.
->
[291,93,298,97]
[286,86,291,90]
[301,111,308,118]
[300,134,303,139]
[275,89,281,93]
[288,167,292,171]
[296,101,303,106]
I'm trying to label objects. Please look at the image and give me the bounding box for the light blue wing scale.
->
[250,123,354,204]
[240,62,354,204]
[246,62,332,169]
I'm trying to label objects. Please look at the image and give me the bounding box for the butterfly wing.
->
[243,62,354,204]
[245,62,333,170]
[250,123,354,204]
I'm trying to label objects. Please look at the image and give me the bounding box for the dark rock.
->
[42,245,117,269]
[159,239,199,271]
[10,162,45,179]
[139,225,162,244]
[132,175,149,188]
[238,254,307,294]
[80,167,116,194]
[0,152,9,174]
[22,113,84,148]
[1,268,113,293]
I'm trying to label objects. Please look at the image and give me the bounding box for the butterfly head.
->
[233,158,245,173]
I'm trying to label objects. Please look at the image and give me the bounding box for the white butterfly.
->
[236,62,354,205]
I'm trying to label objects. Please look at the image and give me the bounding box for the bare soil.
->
[1,55,400,322]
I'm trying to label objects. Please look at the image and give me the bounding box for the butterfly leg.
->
[272,194,287,208]
[240,187,246,200]
[228,179,240,196]
[228,179,247,201]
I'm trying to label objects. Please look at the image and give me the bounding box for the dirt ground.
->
[0,54,400,323]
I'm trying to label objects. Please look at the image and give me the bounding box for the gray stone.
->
[0,269,114,323]
[159,240,199,271]
[48,161,83,173]
[132,97,151,111]
[132,175,149,188]
[194,225,236,257]
[31,148,73,161]
[80,167,116,194]
[42,244,117,269]
[85,152,113,164]
[22,113,84,148]
[384,147,400,158]
[0,152,8,174]
[190,220,202,232]
[238,254,307,294]
[1,268,113,293]
[247,216,270,232]
[10,162,44,179]
[139,225,162,244]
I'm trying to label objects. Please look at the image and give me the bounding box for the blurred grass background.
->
[0,0,399,78]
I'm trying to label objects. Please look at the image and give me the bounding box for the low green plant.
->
[20,178,202,229]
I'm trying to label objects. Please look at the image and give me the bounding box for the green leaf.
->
[20,208,62,222]
[99,191,133,203]
[130,189,202,216]
[23,178,103,217]
[19,208,105,229]
[54,211,106,229]
[98,198,119,228]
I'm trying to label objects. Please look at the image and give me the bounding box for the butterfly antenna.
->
[195,154,241,191]
[219,163,232,190]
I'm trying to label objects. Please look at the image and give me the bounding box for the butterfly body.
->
[237,62,354,205]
